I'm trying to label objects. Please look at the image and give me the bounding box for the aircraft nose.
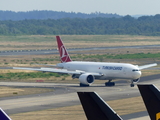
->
[132,70,141,79]
[135,71,141,78]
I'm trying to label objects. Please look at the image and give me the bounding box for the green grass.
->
[32,57,59,62]
[0,52,159,80]
[61,35,160,42]
[73,53,160,61]
[0,72,69,80]
[14,53,160,64]
[110,53,160,59]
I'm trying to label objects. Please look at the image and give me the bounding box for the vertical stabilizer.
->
[138,84,160,120]
[0,108,12,120]
[77,92,122,120]
[56,36,72,63]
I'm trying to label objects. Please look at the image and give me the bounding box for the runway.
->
[0,44,159,56]
[0,74,160,120]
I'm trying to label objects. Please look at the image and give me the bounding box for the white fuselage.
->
[57,61,141,80]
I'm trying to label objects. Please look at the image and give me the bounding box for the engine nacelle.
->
[79,73,94,85]
[133,78,140,83]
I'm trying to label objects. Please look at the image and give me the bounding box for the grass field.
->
[0,34,159,82]
[0,35,159,82]
[0,35,160,51]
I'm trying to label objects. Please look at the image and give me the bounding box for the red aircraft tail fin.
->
[56,36,72,63]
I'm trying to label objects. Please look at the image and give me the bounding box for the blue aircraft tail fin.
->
[0,108,11,120]
[77,92,122,120]
[138,84,160,120]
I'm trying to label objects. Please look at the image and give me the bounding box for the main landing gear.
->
[130,83,134,87]
[79,83,90,87]
[105,80,115,87]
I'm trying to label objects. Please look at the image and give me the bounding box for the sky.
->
[0,0,160,15]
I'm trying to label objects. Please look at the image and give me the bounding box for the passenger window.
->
[132,69,139,71]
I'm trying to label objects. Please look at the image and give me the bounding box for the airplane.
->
[137,84,160,120]
[11,36,157,87]
[0,108,12,120]
[77,92,123,120]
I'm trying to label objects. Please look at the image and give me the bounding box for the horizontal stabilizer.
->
[77,92,122,120]
[137,84,160,120]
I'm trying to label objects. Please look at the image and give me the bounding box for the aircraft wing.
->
[138,63,157,70]
[32,64,63,69]
[12,67,102,76]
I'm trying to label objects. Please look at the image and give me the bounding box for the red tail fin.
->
[56,36,72,63]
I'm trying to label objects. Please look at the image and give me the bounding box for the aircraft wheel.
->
[105,82,115,86]
[130,83,134,87]
[79,83,90,87]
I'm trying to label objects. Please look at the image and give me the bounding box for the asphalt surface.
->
[0,74,160,120]
[0,44,160,56]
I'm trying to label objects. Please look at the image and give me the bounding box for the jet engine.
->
[79,73,94,85]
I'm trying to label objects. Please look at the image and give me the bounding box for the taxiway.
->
[0,74,160,120]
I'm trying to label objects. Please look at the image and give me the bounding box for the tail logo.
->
[156,112,160,120]
[60,45,69,62]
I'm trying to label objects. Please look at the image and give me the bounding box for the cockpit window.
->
[132,69,139,72]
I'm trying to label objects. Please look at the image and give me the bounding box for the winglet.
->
[77,92,122,120]
[56,36,72,63]
[138,63,157,70]
[0,108,12,120]
[137,84,160,120]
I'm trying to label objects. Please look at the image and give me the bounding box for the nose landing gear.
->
[130,78,140,87]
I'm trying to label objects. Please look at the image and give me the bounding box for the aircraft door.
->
[123,67,127,75]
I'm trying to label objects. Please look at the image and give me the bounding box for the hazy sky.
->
[0,0,160,15]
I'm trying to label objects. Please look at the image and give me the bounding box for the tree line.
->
[0,10,121,21]
[0,14,160,35]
